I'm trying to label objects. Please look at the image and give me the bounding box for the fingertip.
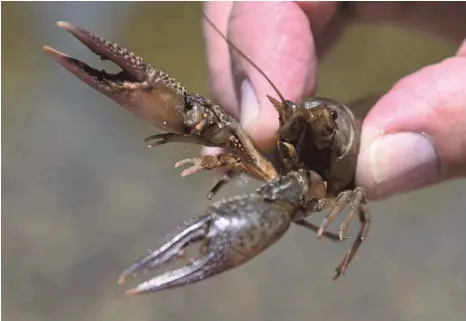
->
[203,1,239,118]
[237,78,278,152]
[204,2,339,152]
[245,106,280,152]
[456,37,466,57]
[296,1,339,30]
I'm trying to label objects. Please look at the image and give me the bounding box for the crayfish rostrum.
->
[43,18,371,295]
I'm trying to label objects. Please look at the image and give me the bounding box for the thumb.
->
[356,45,466,200]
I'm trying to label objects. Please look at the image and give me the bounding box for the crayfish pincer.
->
[118,170,327,294]
[43,21,277,198]
[44,19,372,295]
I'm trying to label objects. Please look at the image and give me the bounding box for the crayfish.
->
[43,17,371,295]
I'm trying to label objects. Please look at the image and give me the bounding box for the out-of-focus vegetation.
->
[3,3,465,321]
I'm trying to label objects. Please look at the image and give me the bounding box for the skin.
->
[203,2,466,200]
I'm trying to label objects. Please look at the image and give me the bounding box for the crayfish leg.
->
[333,196,371,280]
[207,170,237,200]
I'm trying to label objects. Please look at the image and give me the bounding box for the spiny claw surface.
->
[43,21,188,134]
[43,22,147,96]
[44,21,279,197]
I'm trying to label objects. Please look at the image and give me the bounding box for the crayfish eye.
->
[330,110,338,120]
[284,100,298,110]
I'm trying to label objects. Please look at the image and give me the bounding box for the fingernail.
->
[239,78,259,129]
[370,132,440,198]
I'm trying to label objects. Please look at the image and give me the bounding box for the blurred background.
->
[3,2,466,321]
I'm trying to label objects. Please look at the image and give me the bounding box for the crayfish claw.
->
[145,133,173,148]
[55,21,147,81]
[124,254,216,295]
[119,171,308,294]
[44,21,192,134]
[118,215,217,294]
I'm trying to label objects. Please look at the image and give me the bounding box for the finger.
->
[457,37,466,56]
[202,2,235,157]
[203,2,238,117]
[204,2,337,152]
[356,48,466,200]
[229,2,337,151]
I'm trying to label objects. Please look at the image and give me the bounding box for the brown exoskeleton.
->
[43,17,371,295]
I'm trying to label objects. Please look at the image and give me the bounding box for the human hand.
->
[203,2,466,200]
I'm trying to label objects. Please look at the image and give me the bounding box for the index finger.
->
[204,2,337,151]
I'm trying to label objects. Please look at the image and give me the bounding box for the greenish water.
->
[3,3,465,321]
